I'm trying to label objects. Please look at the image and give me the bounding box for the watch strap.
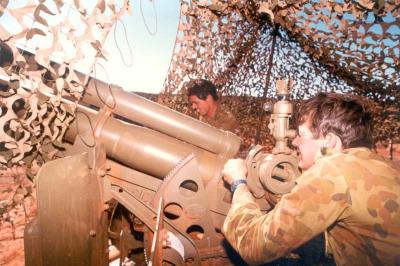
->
[231,179,247,193]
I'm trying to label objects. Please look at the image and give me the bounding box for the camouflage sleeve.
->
[219,112,239,133]
[222,161,351,265]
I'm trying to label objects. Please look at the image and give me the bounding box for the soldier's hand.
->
[222,158,247,185]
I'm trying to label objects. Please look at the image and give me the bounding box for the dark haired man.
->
[185,79,238,132]
[222,93,400,265]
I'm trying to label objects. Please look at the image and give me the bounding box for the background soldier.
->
[185,79,238,133]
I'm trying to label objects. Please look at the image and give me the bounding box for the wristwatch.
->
[231,179,247,193]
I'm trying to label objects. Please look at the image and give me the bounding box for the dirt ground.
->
[0,175,37,266]
[0,146,398,266]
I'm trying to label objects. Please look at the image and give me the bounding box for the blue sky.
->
[100,0,180,93]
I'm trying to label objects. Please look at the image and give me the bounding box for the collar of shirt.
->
[316,147,372,161]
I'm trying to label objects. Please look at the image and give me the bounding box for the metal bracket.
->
[151,154,227,264]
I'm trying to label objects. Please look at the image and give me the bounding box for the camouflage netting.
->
[0,1,130,171]
[0,0,130,227]
[158,0,399,152]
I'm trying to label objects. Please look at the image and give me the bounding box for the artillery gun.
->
[21,79,300,265]
[0,44,300,265]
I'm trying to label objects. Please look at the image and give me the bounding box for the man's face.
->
[292,123,323,170]
[189,95,212,117]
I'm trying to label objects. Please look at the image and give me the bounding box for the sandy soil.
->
[0,176,37,266]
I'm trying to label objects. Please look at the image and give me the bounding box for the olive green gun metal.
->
[19,61,300,265]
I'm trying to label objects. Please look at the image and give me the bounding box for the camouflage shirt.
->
[222,147,400,265]
[200,104,238,133]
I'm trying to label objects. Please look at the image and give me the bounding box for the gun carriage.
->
[0,44,300,265]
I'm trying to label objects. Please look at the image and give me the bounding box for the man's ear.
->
[324,132,343,151]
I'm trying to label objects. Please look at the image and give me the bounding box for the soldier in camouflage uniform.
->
[222,93,400,265]
[186,79,238,132]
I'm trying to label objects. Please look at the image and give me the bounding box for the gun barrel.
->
[80,76,240,158]
[64,106,228,183]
